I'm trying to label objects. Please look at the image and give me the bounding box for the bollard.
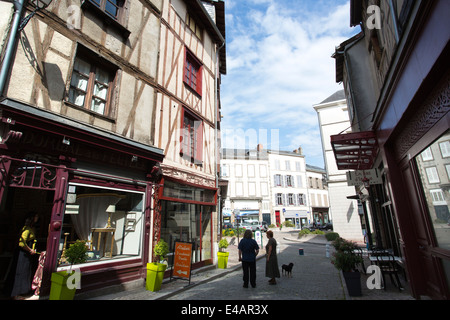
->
[326,243,330,258]
[299,248,304,255]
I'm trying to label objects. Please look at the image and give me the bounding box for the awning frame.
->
[330,131,379,170]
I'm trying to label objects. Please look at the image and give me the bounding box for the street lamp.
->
[19,0,53,31]
[0,0,53,95]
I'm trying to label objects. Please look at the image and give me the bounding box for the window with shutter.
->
[180,108,203,165]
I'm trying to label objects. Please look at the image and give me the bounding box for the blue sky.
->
[220,0,360,168]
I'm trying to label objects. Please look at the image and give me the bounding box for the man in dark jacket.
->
[238,229,259,288]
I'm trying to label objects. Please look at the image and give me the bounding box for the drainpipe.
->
[388,0,400,43]
[214,40,225,261]
[0,0,27,97]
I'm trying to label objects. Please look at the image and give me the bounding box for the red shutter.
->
[194,120,203,164]
[196,66,202,96]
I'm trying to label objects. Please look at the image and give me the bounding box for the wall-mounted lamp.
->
[0,0,53,96]
[19,0,53,31]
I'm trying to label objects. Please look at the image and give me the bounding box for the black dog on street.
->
[281,263,294,277]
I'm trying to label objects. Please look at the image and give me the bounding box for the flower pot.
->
[146,263,167,292]
[217,251,229,269]
[342,271,362,297]
[49,271,77,300]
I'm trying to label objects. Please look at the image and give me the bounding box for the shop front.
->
[159,178,216,269]
[0,99,164,297]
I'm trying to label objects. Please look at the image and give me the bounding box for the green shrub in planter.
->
[298,229,310,238]
[325,232,340,242]
[218,238,229,269]
[50,240,87,300]
[146,240,169,292]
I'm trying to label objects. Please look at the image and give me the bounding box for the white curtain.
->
[71,193,124,241]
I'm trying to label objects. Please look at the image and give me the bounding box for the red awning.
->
[330,131,378,170]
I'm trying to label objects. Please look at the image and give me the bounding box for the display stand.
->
[170,241,193,286]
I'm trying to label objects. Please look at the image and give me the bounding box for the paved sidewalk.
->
[85,229,415,300]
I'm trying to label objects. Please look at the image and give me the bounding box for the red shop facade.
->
[0,97,164,297]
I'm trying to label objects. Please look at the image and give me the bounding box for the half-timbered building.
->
[0,0,226,298]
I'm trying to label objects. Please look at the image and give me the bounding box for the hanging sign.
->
[173,242,193,281]
[346,169,382,186]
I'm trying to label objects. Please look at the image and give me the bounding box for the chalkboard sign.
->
[172,242,193,283]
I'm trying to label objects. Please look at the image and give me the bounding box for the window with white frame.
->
[274,174,282,186]
[235,164,243,177]
[259,164,267,177]
[286,175,294,187]
[261,182,269,196]
[288,193,295,205]
[439,141,450,158]
[248,182,256,196]
[296,175,303,188]
[430,189,445,204]
[276,193,283,205]
[421,147,433,161]
[221,164,229,177]
[285,160,291,171]
[248,164,255,177]
[235,182,243,196]
[298,194,306,206]
[425,167,440,184]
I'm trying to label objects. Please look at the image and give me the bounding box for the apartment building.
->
[221,145,328,229]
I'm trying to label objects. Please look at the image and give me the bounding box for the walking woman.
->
[10,212,39,299]
[238,229,259,288]
[265,230,280,285]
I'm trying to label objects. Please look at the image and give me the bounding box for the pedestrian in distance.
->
[238,229,259,288]
[265,230,280,285]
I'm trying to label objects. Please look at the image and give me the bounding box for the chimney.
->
[293,146,303,155]
[257,144,263,151]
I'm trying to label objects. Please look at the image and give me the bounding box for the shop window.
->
[58,184,145,266]
[68,48,117,117]
[416,130,450,251]
[180,109,203,164]
[184,48,203,96]
[160,202,212,265]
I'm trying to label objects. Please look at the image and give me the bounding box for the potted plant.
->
[330,237,363,297]
[217,238,229,269]
[50,240,87,300]
[146,239,169,292]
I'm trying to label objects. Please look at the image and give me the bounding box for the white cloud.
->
[221,0,358,167]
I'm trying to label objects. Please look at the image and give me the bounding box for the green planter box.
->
[146,263,167,292]
[49,271,77,300]
[217,251,229,269]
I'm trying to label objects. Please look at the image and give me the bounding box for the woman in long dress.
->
[10,212,39,299]
[265,230,280,285]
